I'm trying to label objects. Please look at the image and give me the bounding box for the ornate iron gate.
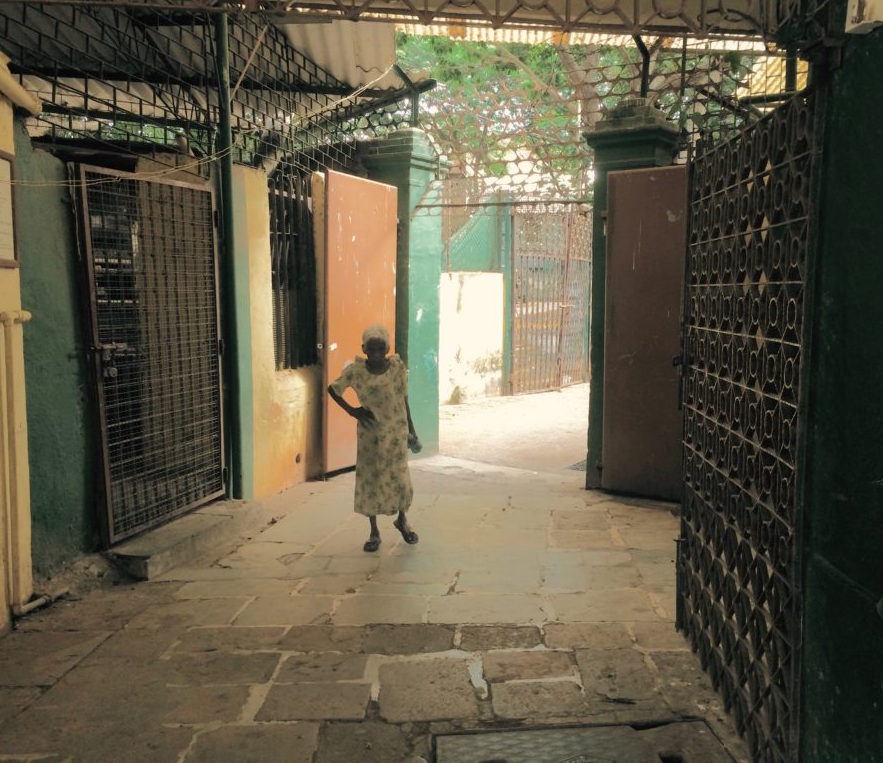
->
[511,209,591,394]
[676,91,820,762]
[80,167,225,544]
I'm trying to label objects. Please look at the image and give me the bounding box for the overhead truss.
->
[0,0,784,37]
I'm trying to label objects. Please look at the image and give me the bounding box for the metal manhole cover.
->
[434,721,733,763]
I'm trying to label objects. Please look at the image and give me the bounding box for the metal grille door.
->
[269,171,318,370]
[80,167,224,544]
[511,209,591,393]
[677,92,819,762]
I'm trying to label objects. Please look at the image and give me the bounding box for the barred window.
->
[269,172,318,370]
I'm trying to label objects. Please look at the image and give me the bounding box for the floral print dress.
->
[330,354,413,517]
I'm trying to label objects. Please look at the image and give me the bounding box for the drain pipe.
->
[214,12,242,498]
[12,588,69,618]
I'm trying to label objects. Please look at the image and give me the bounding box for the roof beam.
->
[9,64,409,97]
[0,0,767,36]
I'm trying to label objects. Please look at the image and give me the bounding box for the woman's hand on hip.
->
[353,407,376,425]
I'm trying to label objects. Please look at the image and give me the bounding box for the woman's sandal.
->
[363,536,381,553]
[393,516,419,544]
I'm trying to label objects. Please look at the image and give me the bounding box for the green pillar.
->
[583,102,679,489]
[361,129,442,454]
[799,24,883,762]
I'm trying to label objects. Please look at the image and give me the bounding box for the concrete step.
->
[106,499,265,580]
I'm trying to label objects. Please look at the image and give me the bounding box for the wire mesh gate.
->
[676,90,820,762]
[80,167,225,545]
[511,208,591,394]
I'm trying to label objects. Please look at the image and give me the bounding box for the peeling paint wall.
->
[439,272,504,404]
[12,122,95,586]
[233,165,323,499]
[444,201,514,392]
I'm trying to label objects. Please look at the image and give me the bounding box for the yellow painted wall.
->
[0,91,34,632]
[236,166,323,497]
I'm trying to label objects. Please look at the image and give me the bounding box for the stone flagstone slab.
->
[257,683,371,721]
[482,650,576,682]
[491,680,588,719]
[378,658,479,722]
[187,723,320,763]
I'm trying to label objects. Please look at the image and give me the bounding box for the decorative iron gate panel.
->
[511,209,591,394]
[80,167,225,544]
[677,92,819,762]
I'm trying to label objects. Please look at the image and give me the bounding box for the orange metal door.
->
[322,170,398,474]
[601,165,686,500]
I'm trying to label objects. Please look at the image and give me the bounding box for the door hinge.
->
[218,338,225,356]
[213,208,220,228]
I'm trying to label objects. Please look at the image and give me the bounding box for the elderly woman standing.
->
[327,324,421,552]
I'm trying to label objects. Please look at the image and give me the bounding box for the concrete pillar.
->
[360,129,443,454]
[583,101,679,489]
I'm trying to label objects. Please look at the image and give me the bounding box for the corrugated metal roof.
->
[396,24,771,52]
[281,20,402,90]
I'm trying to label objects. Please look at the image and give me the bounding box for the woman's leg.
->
[393,510,419,544]
[363,516,381,552]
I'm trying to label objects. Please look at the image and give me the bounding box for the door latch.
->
[92,342,129,379]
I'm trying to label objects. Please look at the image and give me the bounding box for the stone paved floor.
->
[0,454,750,762]
[0,378,747,763]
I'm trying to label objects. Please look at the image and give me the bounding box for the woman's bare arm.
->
[328,386,375,425]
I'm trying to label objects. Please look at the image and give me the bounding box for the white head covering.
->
[362,323,390,346]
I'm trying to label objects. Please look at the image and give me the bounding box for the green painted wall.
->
[407,182,443,452]
[445,198,514,389]
[362,129,442,454]
[229,167,256,499]
[800,25,883,762]
[13,122,98,573]
[448,206,502,271]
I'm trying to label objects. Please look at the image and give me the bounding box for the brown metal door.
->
[601,165,686,500]
[322,170,398,474]
[79,166,225,545]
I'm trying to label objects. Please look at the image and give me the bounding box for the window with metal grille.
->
[269,172,318,370]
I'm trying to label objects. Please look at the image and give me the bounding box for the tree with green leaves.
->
[397,33,763,200]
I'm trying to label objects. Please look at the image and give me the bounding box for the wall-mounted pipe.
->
[633,35,651,99]
[0,310,33,615]
[12,587,69,618]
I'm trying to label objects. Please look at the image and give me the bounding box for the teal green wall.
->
[407,182,443,452]
[800,25,883,762]
[362,129,442,454]
[13,122,98,573]
[445,198,514,391]
[448,206,502,271]
[229,168,255,499]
